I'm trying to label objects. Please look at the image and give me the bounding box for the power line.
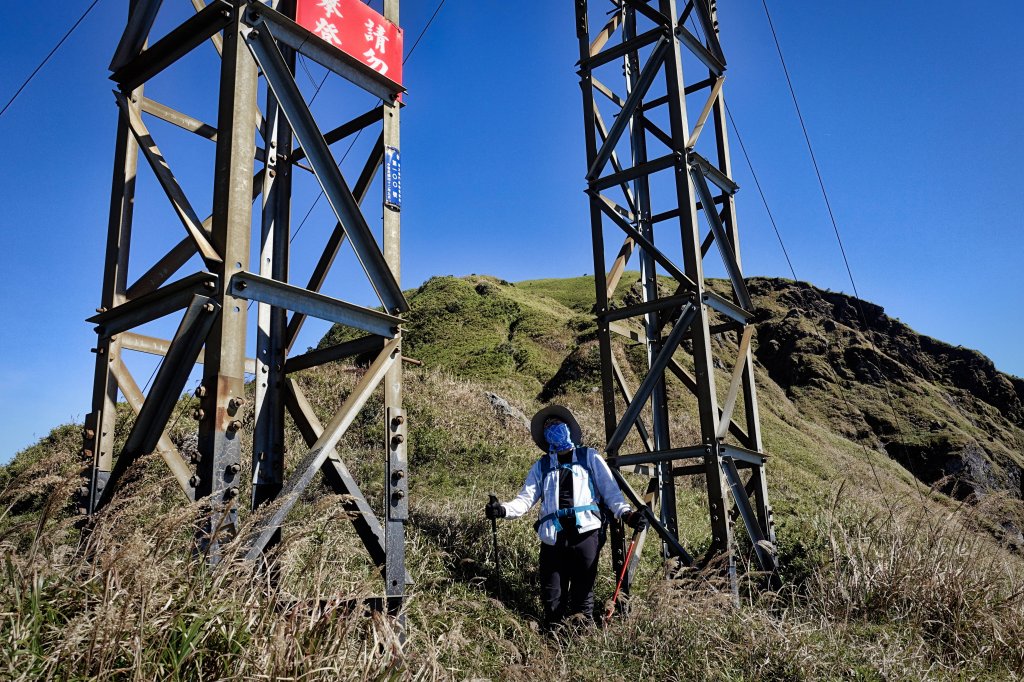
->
[754,2,929,506]
[724,103,797,281]
[759,0,861,303]
[0,0,102,121]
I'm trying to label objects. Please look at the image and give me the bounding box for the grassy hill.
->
[2,274,1023,680]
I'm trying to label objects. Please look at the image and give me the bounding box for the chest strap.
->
[539,504,600,532]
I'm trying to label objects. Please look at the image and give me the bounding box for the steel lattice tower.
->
[574,0,778,597]
[82,0,409,611]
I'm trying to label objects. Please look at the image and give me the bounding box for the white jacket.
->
[503,447,631,545]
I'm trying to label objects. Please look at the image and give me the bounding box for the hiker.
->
[485,405,648,628]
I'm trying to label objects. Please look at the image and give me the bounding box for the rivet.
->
[193,409,205,420]
[190,475,201,487]
[229,420,243,432]
[228,463,241,474]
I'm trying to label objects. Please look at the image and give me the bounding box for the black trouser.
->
[539,528,600,626]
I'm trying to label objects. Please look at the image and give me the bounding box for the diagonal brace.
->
[284,378,389,571]
[689,164,753,311]
[94,295,218,512]
[587,36,669,182]
[244,338,400,559]
[607,303,698,454]
[243,24,407,315]
[721,456,777,572]
[109,357,194,500]
[114,91,222,265]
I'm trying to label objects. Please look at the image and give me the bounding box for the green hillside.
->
[2,274,1023,680]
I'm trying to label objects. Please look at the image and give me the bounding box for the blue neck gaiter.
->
[544,422,574,453]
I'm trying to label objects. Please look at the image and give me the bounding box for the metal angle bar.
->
[666,357,752,447]
[642,78,717,112]
[108,357,194,499]
[94,295,218,512]
[589,9,623,57]
[608,445,706,467]
[686,76,725,148]
[244,339,400,559]
[591,192,694,288]
[284,334,385,374]
[608,467,693,564]
[285,138,383,353]
[609,320,643,344]
[591,77,625,107]
[702,290,752,323]
[690,150,738,194]
[284,378,389,569]
[593,106,637,215]
[675,25,724,76]
[641,117,674,150]
[715,325,754,439]
[602,292,694,323]
[115,92,222,265]
[109,0,164,71]
[641,94,669,112]
[191,0,266,134]
[125,237,196,300]
[141,97,218,141]
[671,464,705,476]
[89,272,218,337]
[607,303,698,454]
[721,457,775,572]
[230,273,400,338]
[582,26,665,72]
[591,152,678,192]
[586,36,669,181]
[689,166,753,310]
[651,207,681,224]
[291,105,384,164]
[721,444,767,467]
[244,5,403,102]
[111,0,233,92]
[690,0,726,64]
[243,26,408,315]
[120,331,256,374]
[605,234,638,302]
[628,0,672,27]
[125,169,265,300]
[609,354,653,455]
[700,228,716,257]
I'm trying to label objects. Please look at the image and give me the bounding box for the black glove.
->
[485,495,506,520]
[624,509,648,531]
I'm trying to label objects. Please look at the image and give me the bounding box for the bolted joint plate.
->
[387,406,408,521]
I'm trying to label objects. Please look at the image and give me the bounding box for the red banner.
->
[294,0,403,87]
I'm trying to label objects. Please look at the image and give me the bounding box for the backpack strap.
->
[536,447,602,531]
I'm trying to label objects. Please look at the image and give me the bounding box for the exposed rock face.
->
[746,278,1024,504]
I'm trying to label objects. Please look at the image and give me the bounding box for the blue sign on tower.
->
[384,146,402,210]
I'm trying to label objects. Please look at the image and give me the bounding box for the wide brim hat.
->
[530,404,583,451]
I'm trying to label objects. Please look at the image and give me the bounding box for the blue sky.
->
[1,1,1021,458]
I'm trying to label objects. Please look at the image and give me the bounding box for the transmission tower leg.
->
[252,3,295,544]
[83,90,141,515]
[196,6,259,560]
[382,0,409,618]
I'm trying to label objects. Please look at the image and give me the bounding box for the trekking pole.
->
[604,527,641,625]
[488,493,503,600]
